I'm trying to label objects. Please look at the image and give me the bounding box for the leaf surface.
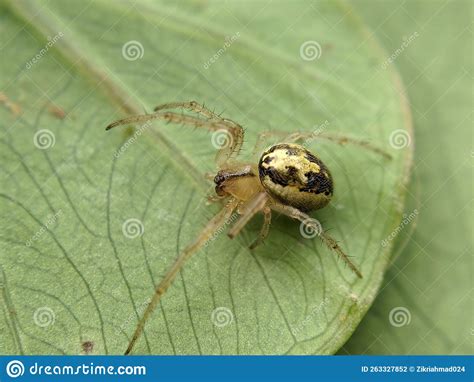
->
[342,0,472,354]
[0,0,412,354]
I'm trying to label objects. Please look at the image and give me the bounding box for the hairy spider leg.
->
[124,198,239,355]
[106,103,244,166]
[227,192,268,239]
[153,101,222,120]
[153,102,245,165]
[253,130,392,159]
[271,203,363,279]
[249,206,272,250]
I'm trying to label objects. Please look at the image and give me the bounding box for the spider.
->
[106,101,391,354]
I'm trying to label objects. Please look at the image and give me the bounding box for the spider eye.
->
[258,143,333,211]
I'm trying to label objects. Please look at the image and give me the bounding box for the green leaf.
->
[341,0,472,354]
[0,0,412,354]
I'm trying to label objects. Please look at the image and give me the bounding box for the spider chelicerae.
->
[106,101,391,354]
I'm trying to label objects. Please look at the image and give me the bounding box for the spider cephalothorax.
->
[106,101,390,354]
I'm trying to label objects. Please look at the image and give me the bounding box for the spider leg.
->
[227,192,268,239]
[106,108,244,166]
[106,112,235,139]
[252,130,281,155]
[204,172,216,180]
[124,198,239,355]
[153,101,245,165]
[253,130,391,159]
[153,101,221,120]
[207,194,226,203]
[271,203,363,279]
[249,206,271,249]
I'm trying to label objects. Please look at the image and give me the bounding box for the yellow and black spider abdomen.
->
[258,143,333,211]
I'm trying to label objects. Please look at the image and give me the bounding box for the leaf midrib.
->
[105,0,378,110]
[5,0,209,193]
